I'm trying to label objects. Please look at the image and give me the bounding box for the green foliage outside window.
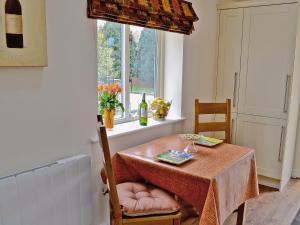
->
[97,21,157,94]
[97,22,121,82]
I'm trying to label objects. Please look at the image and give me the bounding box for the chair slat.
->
[197,122,227,132]
[197,103,228,114]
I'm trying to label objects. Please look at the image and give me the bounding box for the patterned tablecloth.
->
[107,135,259,225]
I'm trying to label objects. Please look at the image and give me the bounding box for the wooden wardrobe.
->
[216,0,299,190]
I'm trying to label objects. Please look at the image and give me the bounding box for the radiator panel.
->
[0,155,92,225]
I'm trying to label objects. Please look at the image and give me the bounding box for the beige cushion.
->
[117,182,180,217]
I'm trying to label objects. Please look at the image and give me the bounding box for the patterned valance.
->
[87,0,199,35]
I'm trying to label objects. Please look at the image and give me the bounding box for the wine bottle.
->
[139,93,148,126]
[5,0,23,48]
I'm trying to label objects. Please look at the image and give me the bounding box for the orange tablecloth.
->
[109,135,259,225]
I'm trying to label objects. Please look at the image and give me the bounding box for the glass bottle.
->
[139,93,148,126]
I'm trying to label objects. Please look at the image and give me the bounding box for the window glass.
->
[129,26,157,115]
[97,20,160,122]
[97,20,123,119]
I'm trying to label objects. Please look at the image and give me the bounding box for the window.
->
[97,20,163,123]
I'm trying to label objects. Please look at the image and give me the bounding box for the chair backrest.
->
[97,125,122,223]
[195,99,231,143]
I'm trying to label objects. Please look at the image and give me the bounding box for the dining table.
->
[106,134,259,225]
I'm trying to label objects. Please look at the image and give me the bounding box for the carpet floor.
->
[181,179,300,225]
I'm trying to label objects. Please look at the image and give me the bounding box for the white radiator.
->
[0,155,93,225]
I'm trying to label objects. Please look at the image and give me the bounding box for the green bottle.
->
[139,93,148,126]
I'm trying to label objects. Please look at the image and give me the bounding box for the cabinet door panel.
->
[216,9,244,113]
[236,114,286,179]
[238,4,297,119]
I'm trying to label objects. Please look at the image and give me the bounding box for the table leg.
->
[236,202,246,225]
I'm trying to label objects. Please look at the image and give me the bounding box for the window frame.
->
[97,21,165,125]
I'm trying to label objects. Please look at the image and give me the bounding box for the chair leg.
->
[110,203,113,225]
[174,218,181,225]
[236,202,246,225]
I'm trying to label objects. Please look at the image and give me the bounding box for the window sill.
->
[91,117,185,143]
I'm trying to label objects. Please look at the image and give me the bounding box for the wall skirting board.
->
[258,175,281,189]
[292,169,300,178]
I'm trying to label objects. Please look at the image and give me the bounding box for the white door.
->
[236,114,287,179]
[216,9,244,113]
[238,4,298,119]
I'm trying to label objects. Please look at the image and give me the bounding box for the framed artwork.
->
[0,0,47,67]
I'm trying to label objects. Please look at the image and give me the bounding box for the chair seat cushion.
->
[117,182,180,217]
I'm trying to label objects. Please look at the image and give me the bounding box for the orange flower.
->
[102,84,109,92]
[97,84,103,92]
[98,83,122,94]
[116,84,122,92]
[112,84,121,93]
[109,85,115,94]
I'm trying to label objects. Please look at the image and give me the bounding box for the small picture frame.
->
[0,0,48,67]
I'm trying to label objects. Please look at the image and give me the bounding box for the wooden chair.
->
[97,114,104,125]
[195,99,232,143]
[97,125,182,225]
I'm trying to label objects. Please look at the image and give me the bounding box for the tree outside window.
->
[97,20,160,121]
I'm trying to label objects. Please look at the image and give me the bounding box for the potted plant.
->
[98,83,124,129]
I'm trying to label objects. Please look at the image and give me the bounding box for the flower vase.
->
[184,141,198,154]
[103,109,115,130]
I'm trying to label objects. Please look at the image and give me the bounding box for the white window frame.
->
[101,24,165,124]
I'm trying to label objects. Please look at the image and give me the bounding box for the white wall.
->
[164,32,184,118]
[0,0,97,177]
[182,0,219,132]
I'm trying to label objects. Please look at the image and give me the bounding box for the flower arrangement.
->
[98,83,124,129]
[150,97,171,121]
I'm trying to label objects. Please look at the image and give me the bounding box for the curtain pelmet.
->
[87,0,199,35]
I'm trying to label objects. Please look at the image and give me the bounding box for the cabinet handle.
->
[233,72,238,108]
[231,118,234,143]
[278,126,285,162]
[283,75,291,113]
